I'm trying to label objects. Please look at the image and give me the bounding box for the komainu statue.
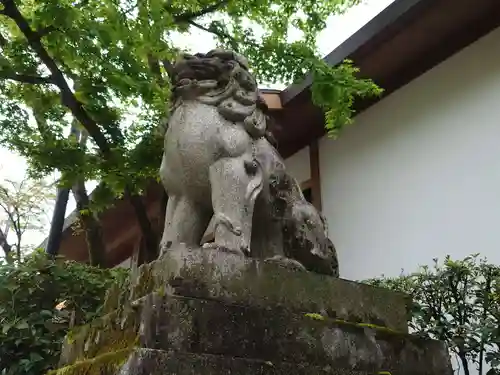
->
[159,49,339,276]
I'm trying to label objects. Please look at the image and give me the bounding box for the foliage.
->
[0,0,382,205]
[365,255,500,375]
[0,175,54,260]
[0,250,128,375]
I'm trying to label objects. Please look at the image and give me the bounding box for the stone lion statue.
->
[159,49,339,277]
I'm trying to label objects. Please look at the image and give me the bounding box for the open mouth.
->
[174,59,226,82]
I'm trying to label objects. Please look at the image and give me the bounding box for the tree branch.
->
[35,25,57,39]
[0,199,19,244]
[161,59,174,79]
[1,0,112,156]
[172,0,230,22]
[187,20,214,35]
[188,20,240,50]
[147,53,164,85]
[0,227,12,257]
[0,69,55,85]
[125,187,158,262]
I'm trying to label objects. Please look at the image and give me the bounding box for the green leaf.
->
[2,323,13,335]
[0,253,129,374]
[29,352,44,362]
[363,254,500,369]
[39,309,53,317]
[15,321,29,330]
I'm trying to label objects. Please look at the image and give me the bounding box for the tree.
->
[364,255,500,375]
[0,0,382,259]
[69,128,107,267]
[0,175,54,260]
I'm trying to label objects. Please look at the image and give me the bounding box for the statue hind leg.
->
[159,194,212,255]
[208,156,263,256]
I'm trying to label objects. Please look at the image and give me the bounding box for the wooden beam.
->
[309,140,322,211]
[261,93,282,110]
[106,224,141,252]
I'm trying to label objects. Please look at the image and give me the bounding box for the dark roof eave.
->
[280,0,430,105]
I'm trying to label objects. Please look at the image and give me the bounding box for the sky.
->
[0,0,396,248]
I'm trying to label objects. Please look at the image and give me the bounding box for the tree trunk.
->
[72,180,106,267]
[459,352,470,375]
[15,235,21,260]
[0,228,13,262]
[125,188,158,263]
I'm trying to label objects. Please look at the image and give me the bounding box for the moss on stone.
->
[303,312,402,335]
[303,312,325,321]
[60,305,141,366]
[102,282,121,314]
[129,262,158,300]
[48,348,133,375]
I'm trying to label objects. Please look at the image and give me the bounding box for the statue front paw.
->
[202,242,246,257]
[264,255,307,272]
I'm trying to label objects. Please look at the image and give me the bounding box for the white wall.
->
[284,146,310,185]
[319,25,500,281]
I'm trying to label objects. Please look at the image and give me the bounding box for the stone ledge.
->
[123,246,410,332]
[52,348,452,375]
[60,292,451,374]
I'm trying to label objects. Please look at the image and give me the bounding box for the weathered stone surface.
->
[60,291,451,374]
[127,246,410,332]
[49,349,133,375]
[53,248,453,375]
[52,347,452,375]
[58,307,140,367]
[159,49,338,276]
[119,349,372,375]
[121,348,452,375]
[139,295,449,373]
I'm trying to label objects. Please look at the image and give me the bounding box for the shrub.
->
[0,250,128,375]
[364,254,500,375]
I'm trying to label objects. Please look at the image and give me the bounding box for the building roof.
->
[275,0,500,157]
[40,0,500,261]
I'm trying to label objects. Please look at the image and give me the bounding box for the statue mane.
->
[171,49,274,142]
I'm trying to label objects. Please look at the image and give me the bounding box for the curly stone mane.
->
[171,49,276,144]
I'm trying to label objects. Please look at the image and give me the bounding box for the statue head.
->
[286,201,339,277]
[170,49,268,111]
[170,49,275,142]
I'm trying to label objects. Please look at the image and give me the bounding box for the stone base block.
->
[124,246,411,332]
[53,347,451,375]
[52,246,452,375]
[58,291,451,375]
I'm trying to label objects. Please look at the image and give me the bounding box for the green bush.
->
[0,250,128,375]
[364,254,500,375]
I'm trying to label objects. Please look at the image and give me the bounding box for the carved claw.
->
[264,255,307,272]
[158,240,172,258]
[202,242,246,257]
[213,213,242,236]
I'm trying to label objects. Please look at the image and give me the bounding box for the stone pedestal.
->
[50,246,453,375]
